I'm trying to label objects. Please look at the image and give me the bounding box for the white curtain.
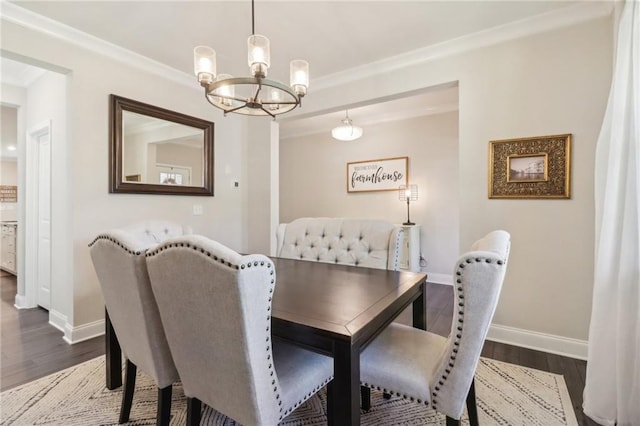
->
[583,1,640,425]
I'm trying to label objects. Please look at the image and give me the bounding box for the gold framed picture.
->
[489,134,571,199]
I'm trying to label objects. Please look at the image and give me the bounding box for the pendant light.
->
[331,110,363,141]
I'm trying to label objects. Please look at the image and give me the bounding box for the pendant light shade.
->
[332,110,363,141]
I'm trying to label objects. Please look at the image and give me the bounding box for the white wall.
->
[277,16,613,356]
[280,110,459,278]
[25,71,69,322]
[1,19,247,337]
[244,119,278,255]
[0,160,17,185]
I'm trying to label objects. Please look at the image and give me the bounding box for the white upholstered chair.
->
[276,217,403,270]
[89,220,191,425]
[145,235,334,426]
[360,230,511,425]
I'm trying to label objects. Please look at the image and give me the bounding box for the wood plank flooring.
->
[0,272,103,392]
[0,275,598,425]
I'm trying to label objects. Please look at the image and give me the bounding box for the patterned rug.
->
[0,356,577,425]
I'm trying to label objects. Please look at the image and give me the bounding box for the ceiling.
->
[4,1,587,138]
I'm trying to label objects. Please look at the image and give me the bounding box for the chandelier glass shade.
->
[193,0,309,118]
[331,110,363,141]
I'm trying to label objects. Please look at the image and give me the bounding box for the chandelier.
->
[331,110,363,141]
[193,0,309,118]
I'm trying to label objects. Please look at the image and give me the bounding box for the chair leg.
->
[326,382,334,422]
[383,392,392,399]
[466,378,479,426]
[360,386,371,411]
[186,397,202,426]
[446,416,461,426]
[157,385,172,426]
[119,360,137,424]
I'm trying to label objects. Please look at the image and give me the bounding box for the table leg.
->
[105,308,122,389]
[329,341,360,426]
[413,281,426,330]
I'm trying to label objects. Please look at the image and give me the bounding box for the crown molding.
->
[2,1,613,94]
[0,1,197,90]
[313,1,614,91]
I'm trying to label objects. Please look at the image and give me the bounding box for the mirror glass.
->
[110,95,214,195]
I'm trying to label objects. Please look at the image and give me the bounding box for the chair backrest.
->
[88,220,189,388]
[431,230,511,419]
[145,235,282,426]
[276,217,403,270]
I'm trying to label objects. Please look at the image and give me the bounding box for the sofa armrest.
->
[387,227,404,271]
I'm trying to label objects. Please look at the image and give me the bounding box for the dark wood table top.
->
[271,257,427,347]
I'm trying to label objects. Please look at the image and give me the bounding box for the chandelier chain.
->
[251,0,255,35]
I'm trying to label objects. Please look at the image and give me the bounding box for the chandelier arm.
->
[224,103,251,115]
[253,81,263,102]
[259,105,277,119]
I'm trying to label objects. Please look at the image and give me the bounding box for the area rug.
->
[0,356,577,425]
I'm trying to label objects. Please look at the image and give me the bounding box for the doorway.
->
[27,121,52,310]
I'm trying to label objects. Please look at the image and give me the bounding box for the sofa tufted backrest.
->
[276,217,403,270]
[119,220,192,250]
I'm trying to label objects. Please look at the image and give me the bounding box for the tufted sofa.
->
[276,217,403,270]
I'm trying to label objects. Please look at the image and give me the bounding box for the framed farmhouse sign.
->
[347,156,408,193]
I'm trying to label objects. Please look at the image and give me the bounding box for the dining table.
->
[105,256,427,426]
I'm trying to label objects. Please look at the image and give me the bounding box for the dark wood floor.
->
[0,272,103,392]
[0,274,598,425]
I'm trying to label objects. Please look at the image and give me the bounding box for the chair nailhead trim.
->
[430,254,506,406]
[88,235,145,256]
[361,382,431,408]
[281,377,332,421]
[145,240,284,414]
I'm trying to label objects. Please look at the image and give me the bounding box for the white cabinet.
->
[1,223,17,275]
[398,224,421,272]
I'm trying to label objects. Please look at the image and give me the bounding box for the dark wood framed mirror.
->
[109,94,214,196]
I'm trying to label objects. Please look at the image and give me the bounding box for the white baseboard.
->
[487,323,588,360]
[49,309,68,333]
[424,272,453,286]
[14,294,34,309]
[63,319,105,345]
